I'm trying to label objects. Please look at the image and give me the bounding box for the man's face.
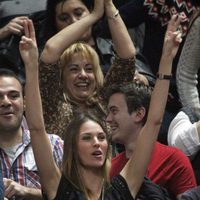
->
[106,93,137,144]
[0,77,23,133]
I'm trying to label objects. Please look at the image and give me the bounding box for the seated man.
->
[106,82,197,199]
[0,68,63,200]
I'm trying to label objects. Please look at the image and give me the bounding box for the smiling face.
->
[106,93,139,144]
[0,77,24,133]
[55,0,92,42]
[77,120,108,169]
[62,52,96,103]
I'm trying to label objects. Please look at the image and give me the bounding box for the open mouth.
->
[76,82,89,87]
[92,150,103,158]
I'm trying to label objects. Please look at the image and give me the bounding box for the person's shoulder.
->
[154,142,188,158]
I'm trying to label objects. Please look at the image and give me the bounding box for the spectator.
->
[168,109,200,185]
[39,0,136,137]
[42,0,115,75]
[20,12,181,200]
[106,82,196,199]
[168,110,200,158]
[0,68,63,200]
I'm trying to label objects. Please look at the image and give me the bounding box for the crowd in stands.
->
[0,0,200,200]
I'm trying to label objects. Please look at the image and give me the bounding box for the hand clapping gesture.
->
[92,0,105,20]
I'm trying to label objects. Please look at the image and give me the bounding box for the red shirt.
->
[111,142,196,198]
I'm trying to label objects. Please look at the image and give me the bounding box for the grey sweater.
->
[176,16,200,118]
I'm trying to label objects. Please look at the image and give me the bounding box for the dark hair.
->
[0,68,25,95]
[44,0,93,40]
[191,0,200,6]
[105,83,152,124]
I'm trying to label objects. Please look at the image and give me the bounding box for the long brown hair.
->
[62,112,111,199]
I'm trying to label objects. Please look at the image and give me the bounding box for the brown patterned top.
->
[39,56,135,138]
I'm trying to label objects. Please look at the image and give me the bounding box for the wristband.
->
[156,73,172,80]
[107,9,119,20]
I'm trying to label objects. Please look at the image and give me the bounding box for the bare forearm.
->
[105,2,136,58]
[41,14,99,64]
[22,187,43,200]
[148,56,172,124]
[25,63,45,132]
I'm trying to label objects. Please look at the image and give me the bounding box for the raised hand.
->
[162,15,182,59]
[92,0,104,20]
[19,19,38,67]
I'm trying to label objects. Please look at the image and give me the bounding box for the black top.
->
[43,175,134,200]
[43,175,171,200]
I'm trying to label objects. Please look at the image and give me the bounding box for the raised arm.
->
[104,0,136,58]
[120,15,182,197]
[40,0,104,64]
[19,19,61,200]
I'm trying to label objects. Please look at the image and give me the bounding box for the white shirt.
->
[168,111,200,158]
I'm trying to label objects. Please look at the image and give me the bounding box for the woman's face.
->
[62,53,96,103]
[55,0,92,41]
[77,120,108,169]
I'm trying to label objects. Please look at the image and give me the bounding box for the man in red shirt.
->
[106,83,196,200]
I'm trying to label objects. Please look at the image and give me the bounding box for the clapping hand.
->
[92,0,104,20]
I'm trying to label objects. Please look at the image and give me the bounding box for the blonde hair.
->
[60,42,104,105]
